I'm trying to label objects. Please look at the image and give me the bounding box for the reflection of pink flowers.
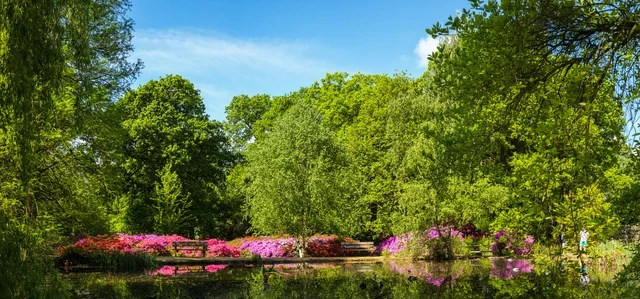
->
[146,264,228,276]
[490,259,533,279]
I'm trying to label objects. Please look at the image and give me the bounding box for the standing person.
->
[579,227,589,252]
[560,232,566,253]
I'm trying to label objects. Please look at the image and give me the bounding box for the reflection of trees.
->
[388,261,465,287]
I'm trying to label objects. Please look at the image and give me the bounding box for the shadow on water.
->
[63,258,626,298]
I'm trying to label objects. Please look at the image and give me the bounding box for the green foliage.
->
[153,163,194,235]
[588,240,632,269]
[555,185,620,244]
[59,247,157,272]
[118,75,233,237]
[616,243,640,296]
[0,213,68,298]
[225,94,271,151]
[245,101,361,257]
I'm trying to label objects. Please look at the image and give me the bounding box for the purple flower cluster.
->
[373,232,413,255]
[118,234,190,255]
[239,238,296,257]
[423,227,464,242]
[374,227,464,256]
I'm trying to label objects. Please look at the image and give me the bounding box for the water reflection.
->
[490,258,534,279]
[69,259,624,298]
[145,264,227,276]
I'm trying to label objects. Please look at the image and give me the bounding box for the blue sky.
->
[129,0,471,121]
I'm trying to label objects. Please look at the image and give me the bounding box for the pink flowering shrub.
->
[205,239,240,258]
[239,238,296,258]
[59,234,238,258]
[490,231,535,256]
[374,227,465,258]
[238,236,351,258]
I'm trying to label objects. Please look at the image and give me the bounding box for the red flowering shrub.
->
[58,234,239,259]
[205,239,240,257]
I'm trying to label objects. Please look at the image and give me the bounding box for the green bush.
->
[589,240,631,268]
[58,246,157,272]
[616,243,640,297]
[0,213,68,298]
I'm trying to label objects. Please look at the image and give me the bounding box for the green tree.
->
[225,94,271,151]
[245,102,361,257]
[153,163,194,235]
[118,75,233,237]
[0,0,141,220]
[423,7,627,242]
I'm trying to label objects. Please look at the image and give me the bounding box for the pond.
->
[63,258,625,298]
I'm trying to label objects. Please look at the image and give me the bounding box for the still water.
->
[63,258,626,298]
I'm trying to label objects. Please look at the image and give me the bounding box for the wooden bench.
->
[341,242,375,254]
[172,241,208,257]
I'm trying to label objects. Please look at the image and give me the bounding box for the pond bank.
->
[156,255,388,265]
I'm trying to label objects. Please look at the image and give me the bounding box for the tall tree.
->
[224,94,271,151]
[118,75,232,237]
[0,0,141,220]
[245,102,361,257]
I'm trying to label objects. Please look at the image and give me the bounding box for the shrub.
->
[0,214,68,298]
[374,227,465,259]
[239,238,295,258]
[58,233,240,268]
[305,237,345,257]
[490,230,535,256]
[589,240,631,268]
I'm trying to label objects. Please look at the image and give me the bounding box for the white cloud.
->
[130,29,345,121]
[133,29,335,76]
[414,37,441,68]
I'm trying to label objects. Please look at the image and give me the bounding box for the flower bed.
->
[58,234,239,260]
[375,227,534,258]
[237,235,351,258]
[374,227,464,257]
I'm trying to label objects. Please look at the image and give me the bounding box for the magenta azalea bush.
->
[60,234,239,258]
[238,236,347,258]
[373,232,413,255]
[239,238,296,258]
[374,227,464,256]
[490,230,535,256]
